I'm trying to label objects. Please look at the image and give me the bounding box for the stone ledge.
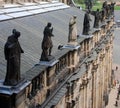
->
[0,79,30,95]
[39,59,59,67]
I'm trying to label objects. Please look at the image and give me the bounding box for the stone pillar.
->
[91,69,95,108]
[79,82,84,108]
[86,65,92,108]
[44,71,47,87]
[96,62,100,108]
[92,62,98,108]
[81,76,89,108]
[98,62,101,108]
[94,69,97,108]
[62,44,80,69]
[102,52,106,107]
[106,46,110,92]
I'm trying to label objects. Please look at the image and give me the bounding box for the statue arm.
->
[49,28,54,37]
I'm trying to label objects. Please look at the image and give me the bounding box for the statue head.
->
[47,22,52,28]
[12,29,20,39]
[12,29,16,34]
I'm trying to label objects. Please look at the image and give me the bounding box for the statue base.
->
[0,79,30,95]
[80,34,93,39]
[93,28,101,32]
[62,44,80,50]
[40,54,55,61]
[67,41,78,46]
[39,56,58,66]
[3,77,26,86]
[0,79,30,108]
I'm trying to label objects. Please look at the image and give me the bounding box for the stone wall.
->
[21,16,114,108]
[0,1,115,108]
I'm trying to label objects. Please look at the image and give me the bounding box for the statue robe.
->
[4,35,23,86]
[68,17,77,42]
[83,12,91,35]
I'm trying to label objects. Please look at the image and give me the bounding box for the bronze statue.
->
[106,4,111,18]
[111,2,116,15]
[68,15,77,43]
[82,11,91,35]
[85,0,93,11]
[102,1,108,19]
[93,9,100,28]
[102,1,112,19]
[102,1,107,9]
[4,29,24,86]
[100,8,106,22]
[40,22,54,61]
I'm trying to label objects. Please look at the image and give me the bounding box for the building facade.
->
[0,0,115,108]
[24,15,114,108]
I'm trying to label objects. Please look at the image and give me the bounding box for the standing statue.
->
[106,4,110,18]
[102,1,108,19]
[102,1,107,9]
[111,2,116,15]
[82,11,91,35]
[68,15,77,43]
[93,9,100,28]
[85,0,93,11]
[40,22,54,61]
[4,29,24,86]
[100,8,106,22]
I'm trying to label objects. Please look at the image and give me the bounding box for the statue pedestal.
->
[62,44,80,50]
[62,44,80,67]
[80,34,93,39]
[68,41,78,46]
[0,79,30,108]
[93,28,101,33]
[39,57,59,66]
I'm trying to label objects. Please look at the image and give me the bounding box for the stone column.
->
[99,53,104,108]
[82,76,88,108]
[95,57,98,108]
[92,62,98,108]
[101,51,106,106]
[79,77,89,108]
[91,68,95,108]
[62,44,80,69]
[96,61,100,108]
